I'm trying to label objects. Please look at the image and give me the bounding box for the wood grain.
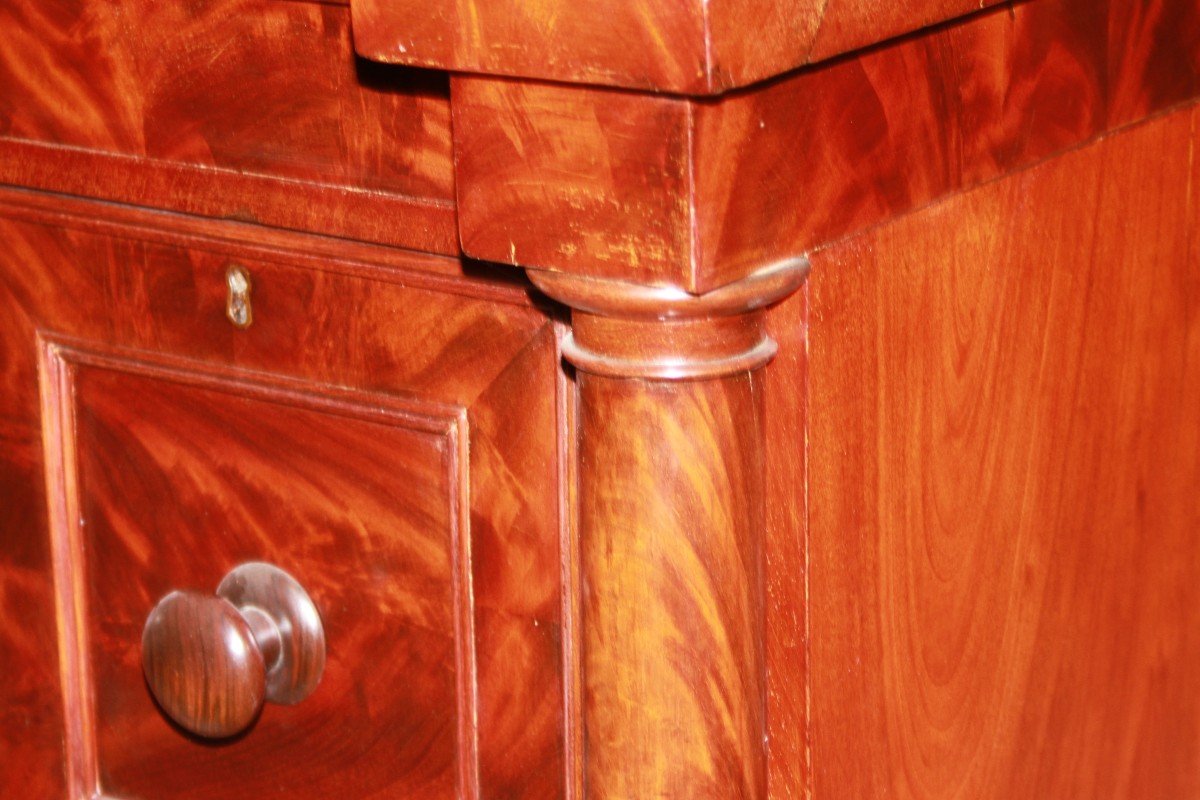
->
[141,591,271,740]
[0,363,65,798]
[535,266,811,799]
[351,0,1003,93]
[804,102,1200,799]
[0,189,566,799]
[530,260,808,379]
[693,0,1200,289]
[0,0,457,251]
[762,289,810,800]
[578,374,767,799]
[141,563,327,739]
[59,351,467,799]
[452,0,1200,291]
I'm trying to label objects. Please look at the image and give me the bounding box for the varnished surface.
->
[352,0,1002,94]
[142,591,268,740]
[539,269,793,798]
[453,0,1200,291]
[579,374,767,799]
[805,103,1200,798]
[216,562,326,707]
[141,562,328,740]
[454,80,696,287]
[66,353,464,798]
[0,0,458,252]
[452,77,700,288]
[530,261,807,378]
[0,189,566,799]
[693,0,1200,288]
[762,291,809,800]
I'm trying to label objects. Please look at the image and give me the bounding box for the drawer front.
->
[0,194,565,799]
[54,348,467,798]
[0,0,457,252]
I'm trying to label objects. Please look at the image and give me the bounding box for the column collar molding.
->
[528,257,809,320]
[529,257,810,380]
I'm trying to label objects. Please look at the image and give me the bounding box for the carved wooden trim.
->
[530,258,809,380]
[529,258,809,319]
[38,337,480,800]
[536,258,808,798]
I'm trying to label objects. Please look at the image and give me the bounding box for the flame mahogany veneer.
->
[0,0,458,253]
[351,0,1009,93]
[452,0,1200,291]
[1,1,1199,799]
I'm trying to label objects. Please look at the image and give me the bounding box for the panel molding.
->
[38,337,479,800]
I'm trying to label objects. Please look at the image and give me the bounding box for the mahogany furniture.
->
[2,1,1198,798]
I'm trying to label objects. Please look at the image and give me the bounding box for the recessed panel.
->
[45,346,473,800]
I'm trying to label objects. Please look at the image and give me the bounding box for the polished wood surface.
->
[142,563,326,739]
[4,0,1200,796]
[217,563,326,707]
[62,351,465,798]
[803,103,1200,798]
[453,0,1200,291]
[578,373,766,799]
[0,0,458,252]
[351,0,1003,93]
[0,189,566,799]
[142,591,270,740]
[762,289,809,800]
[530,260,808,378]
[535,265,810,799]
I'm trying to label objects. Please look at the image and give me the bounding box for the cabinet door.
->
[0,193,566,800]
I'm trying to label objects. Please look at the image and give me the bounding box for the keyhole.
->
[226,265,253,329]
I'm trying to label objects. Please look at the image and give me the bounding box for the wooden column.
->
[531,260,807,799]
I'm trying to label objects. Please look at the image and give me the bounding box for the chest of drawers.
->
[2,1,1199,798]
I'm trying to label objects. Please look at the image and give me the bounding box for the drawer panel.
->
[0,192,566,799]
[50,347,468,798]
[0,0,457,251]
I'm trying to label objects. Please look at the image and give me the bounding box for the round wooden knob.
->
[142,562,325,738]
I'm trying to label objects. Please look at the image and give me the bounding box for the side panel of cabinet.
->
[804,103,1200,798]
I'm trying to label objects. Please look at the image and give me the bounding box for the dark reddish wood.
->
[0,0,458,252]
[578,374,766,799]
[142,563,326,739]
[0,185,473,287]
[534,264,808,799]
[452,0,1200,291]
[0,188,565,800]
[465,324,568,800]
[804,103,1200,798]
[142,591,269,739]
[555,324,585,800]
[216,563,326,707]
[51,348,467,798]
[454,80,695,288]
[351,0,1003,93]
[530,260,807,378]
[762,289,810,800]
[0,139,458,255]
[451,77,703,288]
[5,1,1200,798]
[692,0,1200,290]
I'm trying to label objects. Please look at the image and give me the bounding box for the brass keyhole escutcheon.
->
[226,264,253,329]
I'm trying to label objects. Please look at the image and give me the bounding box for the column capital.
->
[528,257,809,380]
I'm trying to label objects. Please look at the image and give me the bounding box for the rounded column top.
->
[529,257,810,380]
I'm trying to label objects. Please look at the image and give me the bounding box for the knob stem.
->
[239,605,283,672]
